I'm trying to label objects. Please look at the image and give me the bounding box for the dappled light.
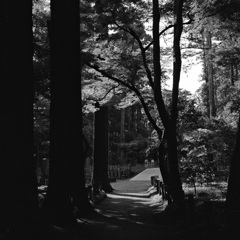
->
[77,177,169,240]
[1,0,240,239]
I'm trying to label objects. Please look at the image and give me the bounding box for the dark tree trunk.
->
[205,31,216,118]
[230,64,234,86]
[43,0,91,226]
[120,108,126,164]
[235,64,238,82]
[152,0,170,190]
[153,0,184,205]
[225,115,240,229]
[93,106,113,193]
[158,135,169,186]
[167,0,185,205]
[0,1,38,238]
[203,45,210,117]
[165,128,184,204]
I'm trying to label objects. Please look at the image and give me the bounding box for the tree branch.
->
[111,13,154,90]
[127,28,154,90]
[86,83,120,102]
[145,18,193,51]
[84,62,161,134]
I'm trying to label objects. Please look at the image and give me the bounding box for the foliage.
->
[33,0,51,163]
[180,118,235,185]
[108,105,150,165]
[33,0,50,99]
[34,95,50,144]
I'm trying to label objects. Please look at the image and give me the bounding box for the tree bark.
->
[152,0,184,205]
[203,40,210,117]
[120,108,126,164]
[235,64,238,82]
[205,31,216,118]
[0,1,38,238]
[93,106,113,193]
[44,0,91,226]
[230,64,234,86]
[225,114,240,229]
[158,133,169,186]
[167,0,185,205]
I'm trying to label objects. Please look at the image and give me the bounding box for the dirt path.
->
[79,180,167,240]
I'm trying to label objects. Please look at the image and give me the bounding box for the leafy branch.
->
[84,61,161,134]
[111,13,194,92]
[111,14,154,90]
[145,17,194,51]
[86,83,120,102]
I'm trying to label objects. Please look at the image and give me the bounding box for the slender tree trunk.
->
[93,106,113,193]
[0,1,38,238]
[206,31,216,118]
[235,64,238,81]
[158,133,169,186]
[165,128,184,204]
[166,0,185,205]
[203,43,210,117]
[152,0,168,188]
[44,0,91,226]
[120,108,126,164]
[152,0,184,205]
[230,64,235,86]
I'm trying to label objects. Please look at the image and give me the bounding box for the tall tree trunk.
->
[0,1,38,238]
[203,42,210,117]
[225,114,240,229]
[44,0,91,227]
[166,0,185,205]
[230,64,235,86]
[152,0,169,188]
[93,106,113,193]
[165,128,184,204]
[120,108,126,164]
[158,133,169,186]
[205,31,216,118]
[235,64,238,82]
[153,0,184,205]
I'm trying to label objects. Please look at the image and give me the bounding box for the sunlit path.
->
[130,168,162,181]
[95,187,165,224]
[78,176,167,240]
[93,168,164,224]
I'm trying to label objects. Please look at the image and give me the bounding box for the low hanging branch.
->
[111,14,154,90]
[145,18,193,51]
[84,61,161,135]
[86,83,120,102]
[127,27,154,89]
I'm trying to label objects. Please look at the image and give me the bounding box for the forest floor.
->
[41,171,240,240]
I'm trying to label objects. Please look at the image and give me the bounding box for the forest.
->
[0,0,240,239]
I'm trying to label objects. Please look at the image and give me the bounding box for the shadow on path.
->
[39,178,170,240]
[77,181,167,240]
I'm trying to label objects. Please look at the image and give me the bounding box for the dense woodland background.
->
[0,0,240,239]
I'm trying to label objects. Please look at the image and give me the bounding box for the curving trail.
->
[79,177,167,240]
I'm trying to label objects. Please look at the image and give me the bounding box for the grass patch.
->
[183,181,227,203]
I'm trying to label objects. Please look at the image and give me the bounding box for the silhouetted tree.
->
[93,105,113,193]
[152,0,185,205]
[0,0,38,239]
[225,114,240,230]
[43,0,92,228]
